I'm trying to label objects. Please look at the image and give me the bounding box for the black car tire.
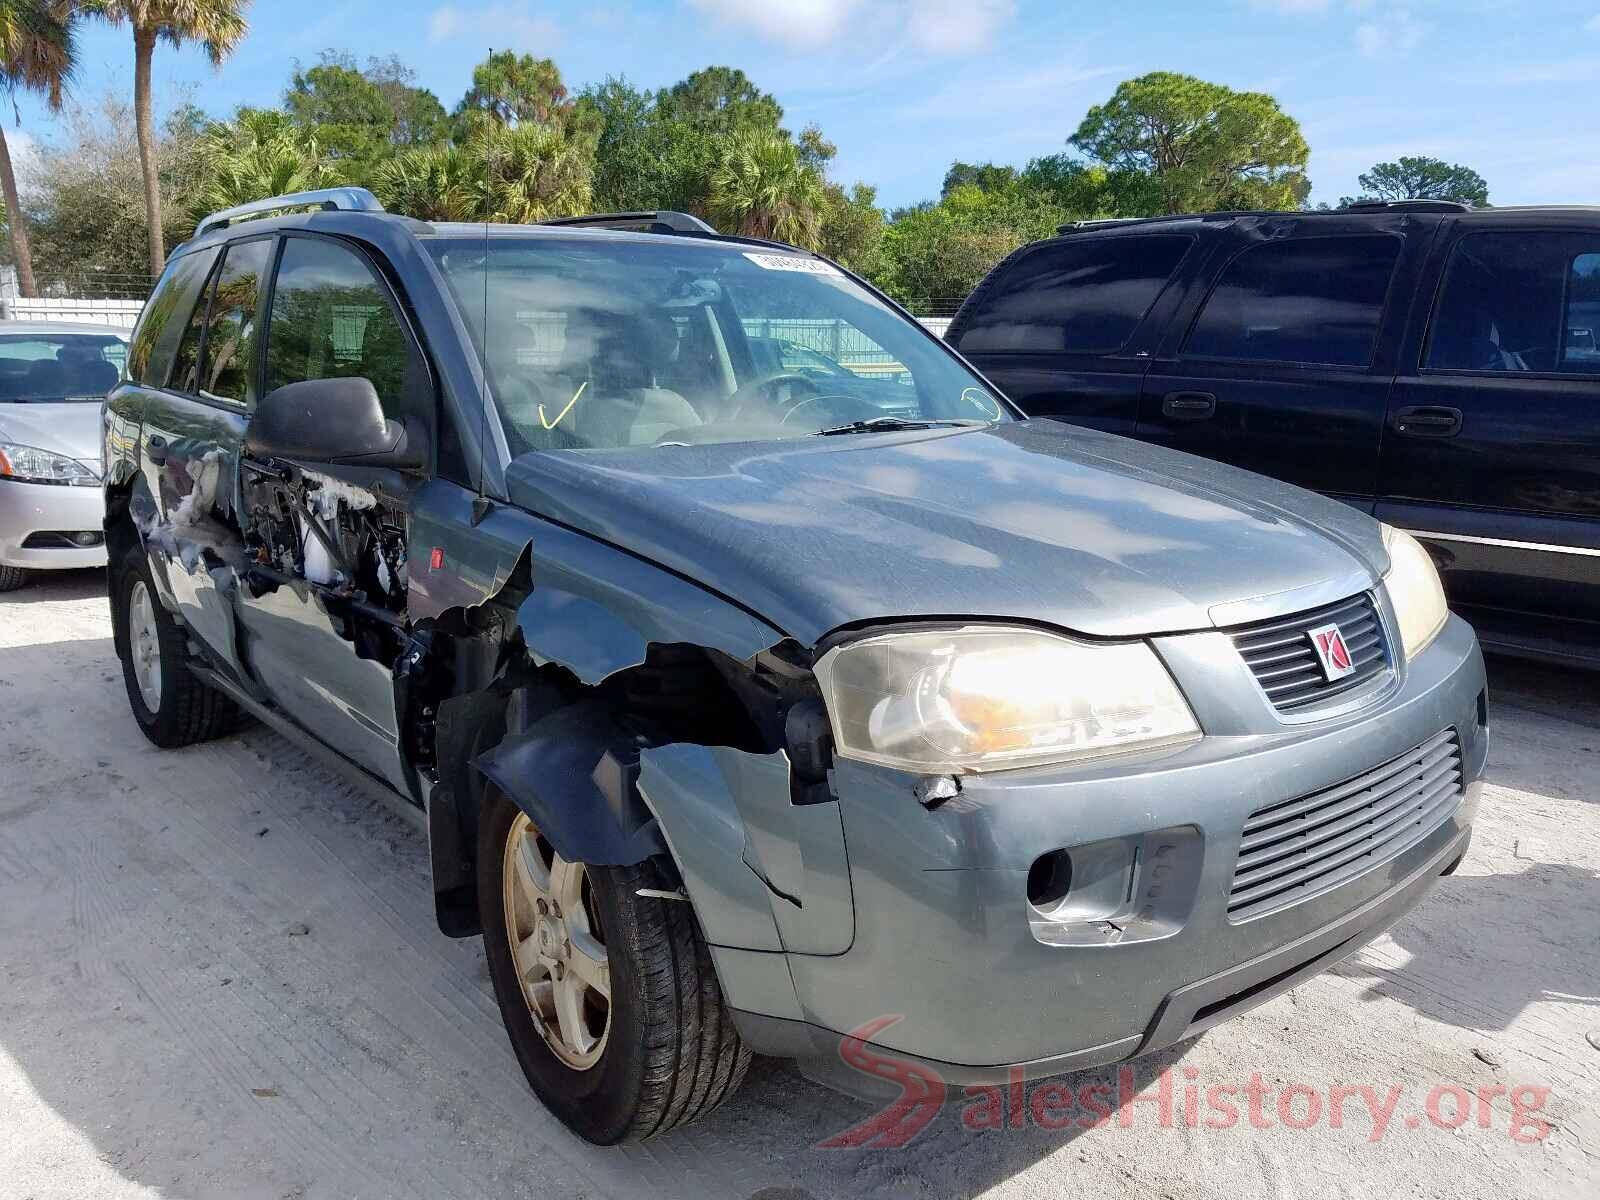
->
[0,564,27,591]
[477,786,752,1143]
[115,551,244,748]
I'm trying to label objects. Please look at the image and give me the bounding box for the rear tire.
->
[114,552,244,748]
[0,565,27,591]
[477,786,751,1143]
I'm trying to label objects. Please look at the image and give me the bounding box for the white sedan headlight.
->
[0,440,99,487]
[813,625,1199,774]
[1381,525,1449,661]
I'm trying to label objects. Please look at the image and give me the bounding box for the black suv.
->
[948,202,1600,667]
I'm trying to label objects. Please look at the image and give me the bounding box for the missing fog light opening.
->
[1026,849,1073,909]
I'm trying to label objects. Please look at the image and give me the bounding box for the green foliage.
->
[189,106,341,221]
[455,50,571,131]
[707,133,827,248]
[1341,156,1489,208]
[654,66,783,138]
[282,50,447,171]
[818,182,884,274]
[12,93,200,284]
[373,123,593,224]
[1071,71,1309,214]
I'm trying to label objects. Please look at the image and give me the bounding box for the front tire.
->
[477,787,751,1143]
[115,552,243,748]
[0,564,27,591]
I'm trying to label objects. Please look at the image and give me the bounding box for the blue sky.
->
[13,0,1600,211]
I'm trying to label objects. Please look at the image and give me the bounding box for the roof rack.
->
[195,187,386,238]
[1341,199,1471,213]
[538,210,717,235]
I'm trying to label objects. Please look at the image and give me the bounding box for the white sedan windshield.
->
[426,234,1006,453]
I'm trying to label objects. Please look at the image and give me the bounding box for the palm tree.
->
[83,1,249,279]
[475,124,591,223]
[707,133,827,250]
[0,1,75,298]
[189,108,339,222]
[372,144,480,223]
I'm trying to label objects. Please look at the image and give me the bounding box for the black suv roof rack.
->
[1341,199,1471,213]
[195,186,386,237]
[1054,198,1472,236]
[538,211,717,235]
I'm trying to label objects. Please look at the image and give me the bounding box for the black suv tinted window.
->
[169,257,217,393]
[1567,252,1600,373]
[129,247,216,386]
[1185,235,1401,367]
[1426,232,1568,373]
[955,236,1191,354]
[196,238,273,405]
[264,236,410,417]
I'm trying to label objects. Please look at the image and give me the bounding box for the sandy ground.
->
[1,568,1596,1200]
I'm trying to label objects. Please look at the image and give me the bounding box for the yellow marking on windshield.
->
[539,380,586,430]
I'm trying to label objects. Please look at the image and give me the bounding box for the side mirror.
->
[245,377,425,469]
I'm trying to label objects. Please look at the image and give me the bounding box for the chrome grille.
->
[1229,592,1389,713]
[1228,729,1463,921]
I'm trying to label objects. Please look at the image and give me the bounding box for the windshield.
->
[425,233,1006,452]
[0,333,126,403]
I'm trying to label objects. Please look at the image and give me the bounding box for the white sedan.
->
[0,320,130,590]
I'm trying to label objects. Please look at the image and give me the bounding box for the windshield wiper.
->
[813,416,985,437]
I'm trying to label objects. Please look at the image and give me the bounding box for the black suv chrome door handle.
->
[146,434,168,465]
[1162,391,1216,421]
[1392,405,1462,438]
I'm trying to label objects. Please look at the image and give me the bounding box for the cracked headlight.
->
[0,441,99,486]
[1382,525,1449,661]
[812,625,1200,774]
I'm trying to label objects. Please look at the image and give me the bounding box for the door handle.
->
[1392,406,1462,438]
[1162,391,1216,421]
[145,434,168,465]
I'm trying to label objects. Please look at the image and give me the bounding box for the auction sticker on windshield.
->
[743,252,843,275]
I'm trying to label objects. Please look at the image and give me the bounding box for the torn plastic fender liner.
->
[473,699,669,867]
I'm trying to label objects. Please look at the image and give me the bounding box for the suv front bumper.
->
[722,613,1487,1091]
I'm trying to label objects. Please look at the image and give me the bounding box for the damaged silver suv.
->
[103,189,1488,1145]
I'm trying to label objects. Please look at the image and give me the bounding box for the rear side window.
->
[169,260,217,393]
[196,238,273,405]
[129,247,216,386]
[1566,252,1600,373]
[264,237,411,417]
[1426,233,1568,373]
[1185,235,1401,367]
[955,236,1192,354]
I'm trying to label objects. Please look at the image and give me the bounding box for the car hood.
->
[504,421,1390,645]
[0,401,104,468]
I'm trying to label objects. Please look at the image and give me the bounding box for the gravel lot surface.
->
[2,569,1596,1199]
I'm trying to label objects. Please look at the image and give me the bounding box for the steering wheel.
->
[726,372,822,421]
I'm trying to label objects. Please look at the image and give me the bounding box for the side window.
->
[169,259,218,393]
[1426,232,1567,373]
[1562,251,1600,373]
[197,238,273,405]
[955,236,1192,354]
[130,247,216,387]
[1185,235,1401,367]
[264,237,411,417]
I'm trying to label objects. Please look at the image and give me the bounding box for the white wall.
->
[0,297,144,329]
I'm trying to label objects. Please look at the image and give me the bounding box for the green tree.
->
[189,107,339,221]
[372,142,478,221]
[1071,71,1309,215]
[1341,156,1489,208]
[455,50,570,131]
[941,161,1018,199]
[817,181,883,273]
[362,53,448,147]
[282,51,446,178]
[707,132,827,248]
[0,0,76,297]
[474,122,592,221]
[83,0,251,278]
[875,196,1026,310]
[654,66,783,138]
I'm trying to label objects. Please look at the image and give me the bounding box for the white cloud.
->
[1587,13,1600,31]
[904,0,1017,54]
[1354,8,1428,57]
[428,4,561,47]
[688,0,1017,56]
[1250,0,1334,12]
